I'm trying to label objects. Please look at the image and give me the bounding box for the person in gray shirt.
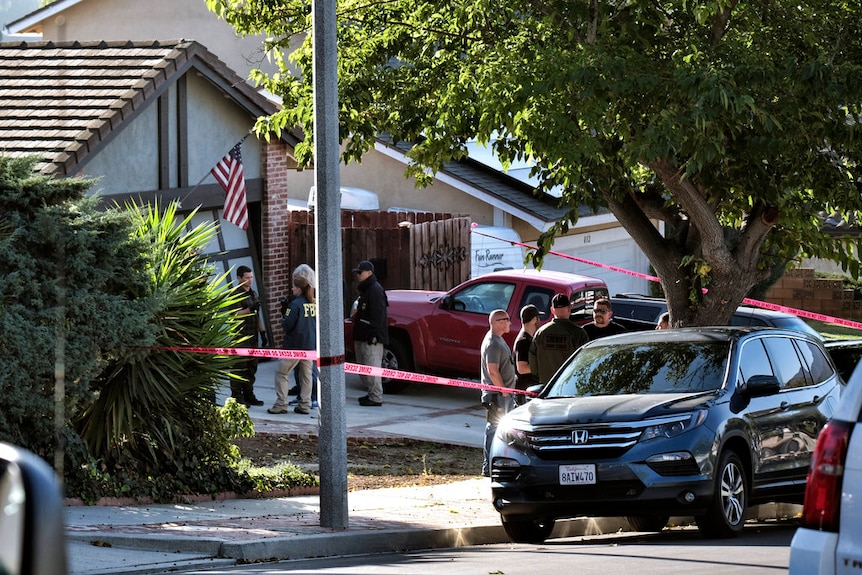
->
[480,308,516,477]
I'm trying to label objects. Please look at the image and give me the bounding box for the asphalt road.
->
[160,521,796,574]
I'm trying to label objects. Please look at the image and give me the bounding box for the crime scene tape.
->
[470,226,862,331]
[155,346,536,397]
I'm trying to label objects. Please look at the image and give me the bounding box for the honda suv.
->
[489,327,844,543]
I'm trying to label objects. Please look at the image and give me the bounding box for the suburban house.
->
[3,0,652,323]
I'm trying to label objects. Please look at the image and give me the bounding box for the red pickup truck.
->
[345,269,609,392]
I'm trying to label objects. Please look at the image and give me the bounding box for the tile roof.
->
[0,39,282,176]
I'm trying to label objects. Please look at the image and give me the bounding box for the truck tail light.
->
[801,420,853,532]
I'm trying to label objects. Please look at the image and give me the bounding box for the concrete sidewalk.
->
[65,478,520,575]
[64,361,510,574]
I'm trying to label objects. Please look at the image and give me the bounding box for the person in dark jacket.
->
[351,260,389,406]
[582,297,627,341]
[268,265,317,415]
[529,293,589,384]
[231,265,265,406]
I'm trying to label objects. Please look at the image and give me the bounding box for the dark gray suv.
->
[489,327,844,543]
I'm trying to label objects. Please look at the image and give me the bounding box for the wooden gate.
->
[281,209,470,296]
[409,217,471,291]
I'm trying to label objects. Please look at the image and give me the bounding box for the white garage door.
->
[538,227,651,296]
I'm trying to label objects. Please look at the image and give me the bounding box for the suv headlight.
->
[495,422,530,450]
[639,410,707,443]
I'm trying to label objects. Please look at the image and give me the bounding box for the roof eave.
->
[4,0,84,35]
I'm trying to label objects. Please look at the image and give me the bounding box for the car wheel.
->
[626,514,669,532]
[501,516,555,543]
[695,450,747,538]
[382,338,412,394]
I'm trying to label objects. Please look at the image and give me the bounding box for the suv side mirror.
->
[0,443,68,575]
[743,375,781,397]
[527,384,545,398]
[440,295,453,310]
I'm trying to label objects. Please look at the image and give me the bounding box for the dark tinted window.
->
[611,300,666,322]
[731,314,768,327]
[739,339,773,382]
[796,340,835,385]
[763,337,808,389]
[520,288,553,320]
[827,344,862,382]
[548,341,730,397]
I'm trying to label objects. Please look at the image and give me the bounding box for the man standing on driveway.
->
[352,260,388,407]
[231,265,266,407]
[529,293,589,385]
[481,308,516,477]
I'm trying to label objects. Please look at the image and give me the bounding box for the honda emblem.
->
[572,430,589,445]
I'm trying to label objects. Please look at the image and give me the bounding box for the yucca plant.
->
[76,201,246,478]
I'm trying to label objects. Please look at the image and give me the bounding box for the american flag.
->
[211,141,249,230]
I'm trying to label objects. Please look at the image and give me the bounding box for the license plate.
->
[559,464,596,485]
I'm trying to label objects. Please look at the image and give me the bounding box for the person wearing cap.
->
[268,265,318,415]
[582,297,627,341]
[352,260,389,407]
[528,293,589,385]
[480,308,516,477]
[513,303,541,405]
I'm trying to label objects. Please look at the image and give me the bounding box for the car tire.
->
[501,516,555,543]
[382,338,412,394]
[695,450,748,538]
[626,514,669,532]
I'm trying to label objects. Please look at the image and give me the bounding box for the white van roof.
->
[307,186,380,211]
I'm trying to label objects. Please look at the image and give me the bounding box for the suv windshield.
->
[547,341,732,397]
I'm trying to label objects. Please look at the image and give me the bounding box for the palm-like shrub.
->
[73,201,252,497]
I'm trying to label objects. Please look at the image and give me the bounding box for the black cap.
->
[352,260,374,273]
[551,293,570,308]
[520,304,540,323]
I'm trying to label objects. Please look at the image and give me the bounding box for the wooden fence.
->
[281,210,470,313]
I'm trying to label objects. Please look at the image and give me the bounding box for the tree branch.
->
[709,0,739,45]
[649,158,732,271]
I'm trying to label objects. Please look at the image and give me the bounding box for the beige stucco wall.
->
[82,74,261,196]
[285,148,495,223]
[35,0,286,80]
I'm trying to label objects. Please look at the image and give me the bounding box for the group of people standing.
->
[230,259,390,415]
[480,294,627,476]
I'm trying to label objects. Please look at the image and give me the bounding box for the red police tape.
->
[155,346,536,397]
[157,229,858,398]
[471,226,862,331]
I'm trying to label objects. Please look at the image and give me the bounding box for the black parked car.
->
[610,294,824,339]
[489,327,844,543]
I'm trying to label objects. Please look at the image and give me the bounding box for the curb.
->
[221,524,510,562]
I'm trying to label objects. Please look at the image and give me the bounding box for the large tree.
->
[209,0,862,325]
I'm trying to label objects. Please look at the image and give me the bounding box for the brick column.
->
[261,140,295,346]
